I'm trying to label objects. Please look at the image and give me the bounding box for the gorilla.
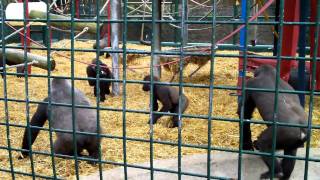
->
[20,78,100,162]
[237,65,307,180]
[288,67,310,91]
[142,75,189,128]
[86,59,113,102]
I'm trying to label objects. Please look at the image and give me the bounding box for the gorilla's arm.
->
[86,66,96,86]
[151,87,172,124]
[21,98,48,157]
[238,80,257,150]
[152,94,159,111]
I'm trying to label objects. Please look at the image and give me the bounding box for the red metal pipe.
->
[280,0,300,81]
[310,0,320,90]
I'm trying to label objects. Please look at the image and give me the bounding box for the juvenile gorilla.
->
[237,65,307,180]
[86,59,113,102]
[20,78,100,162]
[142,75,189,128]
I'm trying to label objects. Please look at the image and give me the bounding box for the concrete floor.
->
[81,148,320,180]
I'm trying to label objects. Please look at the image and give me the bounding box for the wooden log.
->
[29,10,100,34]
[0,48,55,70]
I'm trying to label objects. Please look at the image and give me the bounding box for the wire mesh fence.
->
[0,0,319,179]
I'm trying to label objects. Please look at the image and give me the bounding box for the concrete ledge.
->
[81,148,320,179]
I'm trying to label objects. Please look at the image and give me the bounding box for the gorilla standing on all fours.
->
[142,75,189,128]
[20,78,100,162]
[86,59,113,102]
[237,65,307,180]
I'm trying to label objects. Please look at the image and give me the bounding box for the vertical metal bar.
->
[1,0,15,179]
[149,0,157,178]
[152,0,161,78]
[182,0,188,47]
[95,0,103,178]
[107,0,111,47]
[111,0,120,95]
[177,0,187,179]
[122,0,128,179]
[232,1,238,45]
[238,0,249,179]
[297,0,309,106]
[18,0,31,75]
[304,0,320,178]
[206,0,217,179]
[22,0,35,179]
[174,0,179,44]
[270,0,286,178]
[70,0,80,179]
[45,0,57,178]
[273,0,280,56]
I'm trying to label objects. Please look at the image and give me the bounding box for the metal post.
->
[152,0,162,78]
[273,0,280,56]
[18,0,31,75]
[111,0,120,95]
[297,0,309,106]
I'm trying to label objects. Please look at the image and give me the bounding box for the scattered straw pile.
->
[0,40,319,179]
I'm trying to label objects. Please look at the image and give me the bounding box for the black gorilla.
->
[237,65,307,180]
[288,67,310,91]
[20,78,100,162]
[86,59,113,102]
[142,75,189,128]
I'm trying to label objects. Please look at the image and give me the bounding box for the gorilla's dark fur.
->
[86,59,113,102]
[142,75,189,128]
[237,65,307,180]
[20,78,100,162]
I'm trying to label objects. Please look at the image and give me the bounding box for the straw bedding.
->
[0,40,319,179]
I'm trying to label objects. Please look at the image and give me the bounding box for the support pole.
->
[111,0,120,95]
[18,0,31,75]
[280,0,300,80]
[152,0,162,78]
[310,0,320,90]
[297,0,309,106]
[272,0,280,56]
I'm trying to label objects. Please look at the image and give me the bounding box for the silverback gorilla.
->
[20,78,100,162]
[86,59,113,102]
[142,75,189,128]
[237,65,307,180]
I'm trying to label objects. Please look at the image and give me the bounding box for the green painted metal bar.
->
[206,0,217,179]
[122,0,129,179]
[45,1,57,179]
[94,0,103,178]
[304,0,320,178]
[22,0,35,179]
[70,0,80,179]
[1,0,15,179]
[149,0,159,178]
[270,0,286,178]
[238,0,249,179]
[177,0,187,178]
